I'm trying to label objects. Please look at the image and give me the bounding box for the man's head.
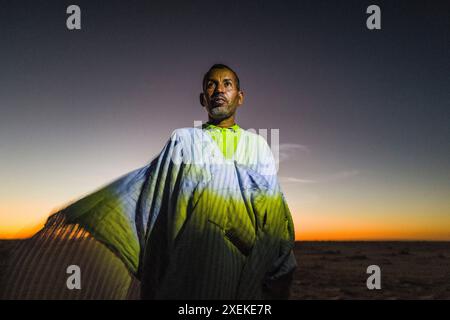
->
[200,64,244,123]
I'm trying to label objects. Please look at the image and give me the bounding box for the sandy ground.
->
[291,241,450,299]
[1,240,449,299]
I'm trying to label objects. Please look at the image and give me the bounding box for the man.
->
[139,64,297,299]
[3,64,296,300]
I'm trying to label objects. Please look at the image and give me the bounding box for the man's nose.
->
[214,83,225,93]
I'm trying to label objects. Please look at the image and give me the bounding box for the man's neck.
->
[207,116,236,128]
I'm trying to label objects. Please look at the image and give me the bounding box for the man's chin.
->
[209,106,231,119]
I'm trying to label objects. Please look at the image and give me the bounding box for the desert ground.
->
[1,240,449,299]
[291,241,450,299]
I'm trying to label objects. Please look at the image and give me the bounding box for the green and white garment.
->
[2,123,297,300]
[202,122,242,159]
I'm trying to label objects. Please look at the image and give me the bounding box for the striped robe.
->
[2,127,296,300]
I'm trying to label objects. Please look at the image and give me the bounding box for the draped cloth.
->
[2,127,297,300]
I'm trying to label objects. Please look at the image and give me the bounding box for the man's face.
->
[201,68,243,121]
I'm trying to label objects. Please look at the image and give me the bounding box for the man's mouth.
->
[212,96,227,105]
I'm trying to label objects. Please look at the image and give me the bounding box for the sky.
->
[0,0,449,240]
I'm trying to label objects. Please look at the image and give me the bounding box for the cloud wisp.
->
[281,170,360,185]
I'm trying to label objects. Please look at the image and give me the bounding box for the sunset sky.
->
[1,0,449,240]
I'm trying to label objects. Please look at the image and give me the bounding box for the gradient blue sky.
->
[0,0,449,239]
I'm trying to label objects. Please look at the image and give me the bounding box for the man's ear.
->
[199,93,207,107]
[237,90,244,106]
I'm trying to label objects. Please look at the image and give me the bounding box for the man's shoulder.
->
[240,128,271,148]
[169,126,269,148]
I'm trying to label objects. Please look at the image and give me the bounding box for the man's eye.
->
[207,82,215,88]
[225,82,232,87]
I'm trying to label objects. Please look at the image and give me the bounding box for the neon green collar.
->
[202,122,241,132]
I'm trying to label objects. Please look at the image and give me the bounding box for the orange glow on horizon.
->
[1,203,449,241]
[2,218,450,241]
[0,223,44,240]
[295,230,450,241]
